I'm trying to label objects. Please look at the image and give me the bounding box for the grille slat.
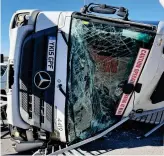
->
[46,103,52,122]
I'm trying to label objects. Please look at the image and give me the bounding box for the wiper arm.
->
[58,84,66,97]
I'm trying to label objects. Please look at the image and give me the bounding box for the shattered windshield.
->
[67,17,155,143]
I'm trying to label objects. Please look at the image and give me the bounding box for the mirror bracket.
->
[80,3,129,20]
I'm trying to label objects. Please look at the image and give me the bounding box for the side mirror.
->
[0,54,4,63]
[81,3,129,20]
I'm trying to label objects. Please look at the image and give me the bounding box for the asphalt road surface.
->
[1,121,164,155]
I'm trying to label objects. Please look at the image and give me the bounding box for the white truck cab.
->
[6,3,164,153]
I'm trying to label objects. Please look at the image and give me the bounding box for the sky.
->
[1,0,164,55]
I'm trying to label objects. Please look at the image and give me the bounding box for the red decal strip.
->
[115,48,149,115]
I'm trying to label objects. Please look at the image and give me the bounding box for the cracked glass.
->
[67,17,155,143]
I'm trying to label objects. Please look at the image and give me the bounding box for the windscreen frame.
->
[65,12,157,144]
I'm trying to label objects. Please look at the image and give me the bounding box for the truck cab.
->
[6,4,164,152]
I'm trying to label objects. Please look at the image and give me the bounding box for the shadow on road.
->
[79,121,163,155]
[2,121,164,155]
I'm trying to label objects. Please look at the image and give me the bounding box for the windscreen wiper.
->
[58,84,66,97]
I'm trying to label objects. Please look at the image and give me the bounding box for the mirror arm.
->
[81,3,129,20]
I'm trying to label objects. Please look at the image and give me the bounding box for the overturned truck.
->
[6,3,164,154]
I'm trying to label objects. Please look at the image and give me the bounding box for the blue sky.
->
[1,0,164,55]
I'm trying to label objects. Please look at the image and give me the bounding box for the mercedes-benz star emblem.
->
[34,71,51,90]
